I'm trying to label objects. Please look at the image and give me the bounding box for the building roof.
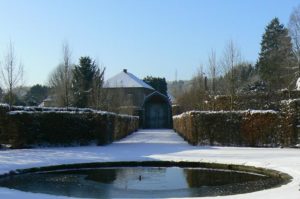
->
[143,91,171,105]
[167,92,176,104]
[104,69,154,90]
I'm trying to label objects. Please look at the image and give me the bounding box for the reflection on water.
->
[0,167,282,198]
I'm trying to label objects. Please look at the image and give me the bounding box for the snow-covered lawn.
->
[0,129,299,199]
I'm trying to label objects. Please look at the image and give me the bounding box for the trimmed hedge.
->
[0,104,10,145]
[279,99,299,146]
[173,110,296,147]
[0,105,138,148]
[240,111,280,147]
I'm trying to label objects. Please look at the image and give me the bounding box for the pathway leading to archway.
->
[0,129,299,198]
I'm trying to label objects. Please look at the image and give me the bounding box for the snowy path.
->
[0,129,299,199]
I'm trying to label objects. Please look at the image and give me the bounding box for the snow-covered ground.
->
[0,129,299,199]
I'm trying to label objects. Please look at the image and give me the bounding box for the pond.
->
[0,161,290,198]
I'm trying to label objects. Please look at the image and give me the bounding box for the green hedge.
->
[173,110,296,147]
[0,105,138,148]
[0,104,10,145]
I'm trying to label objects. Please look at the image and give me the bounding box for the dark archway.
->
[142,91,172,129]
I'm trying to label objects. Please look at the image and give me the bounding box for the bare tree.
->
[0,41,24,106]
[48,42,73,107]
[289,5,300,78]
[221,40,241,110]
[208,49,217,94]
[176,65,209,111]
[189,65,207,110]
[62,42,72,106]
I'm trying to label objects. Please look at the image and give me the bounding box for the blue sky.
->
[0,0,299,86]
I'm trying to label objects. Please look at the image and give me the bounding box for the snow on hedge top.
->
[0,103,9,108]
[104,70,154,90]
[173,109,278,119]
[281,98,300,105]
[296,77,300,90]
[5,105,137,118]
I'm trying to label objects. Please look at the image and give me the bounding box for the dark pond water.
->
[0,167,283,198]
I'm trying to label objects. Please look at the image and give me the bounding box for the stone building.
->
[104,69,172,129]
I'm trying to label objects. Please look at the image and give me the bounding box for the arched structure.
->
[142,91,172,129]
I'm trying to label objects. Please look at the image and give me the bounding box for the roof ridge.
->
[104,70,154,90]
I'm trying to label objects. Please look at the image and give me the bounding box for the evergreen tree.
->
[72,56,105,108]
[90,64,105,109]
[257,18,296,90]
[143,76,168,96]
[24,84,49,106]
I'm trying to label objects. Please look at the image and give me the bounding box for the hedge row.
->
[0,105,138,148]
[0,104,10,146]
[173,110,297,147]
[279,99,299,146]
[194,90,300,112]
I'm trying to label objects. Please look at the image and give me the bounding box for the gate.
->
[142,91,172,129]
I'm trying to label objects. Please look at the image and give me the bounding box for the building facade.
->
[104,69,172,129]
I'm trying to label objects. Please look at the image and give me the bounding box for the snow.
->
[104,70,154,90]
[281,98,300,106]
[173,109,278,119]
[167,92,176,103]
[246,109,278,114]
[4,105,138,119]
[0,129,299,199]
[0,103,9,108]
[296,77,300,90]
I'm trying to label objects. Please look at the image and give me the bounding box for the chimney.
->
[123,69,127,73]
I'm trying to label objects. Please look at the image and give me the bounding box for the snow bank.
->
[0,129,299,199]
